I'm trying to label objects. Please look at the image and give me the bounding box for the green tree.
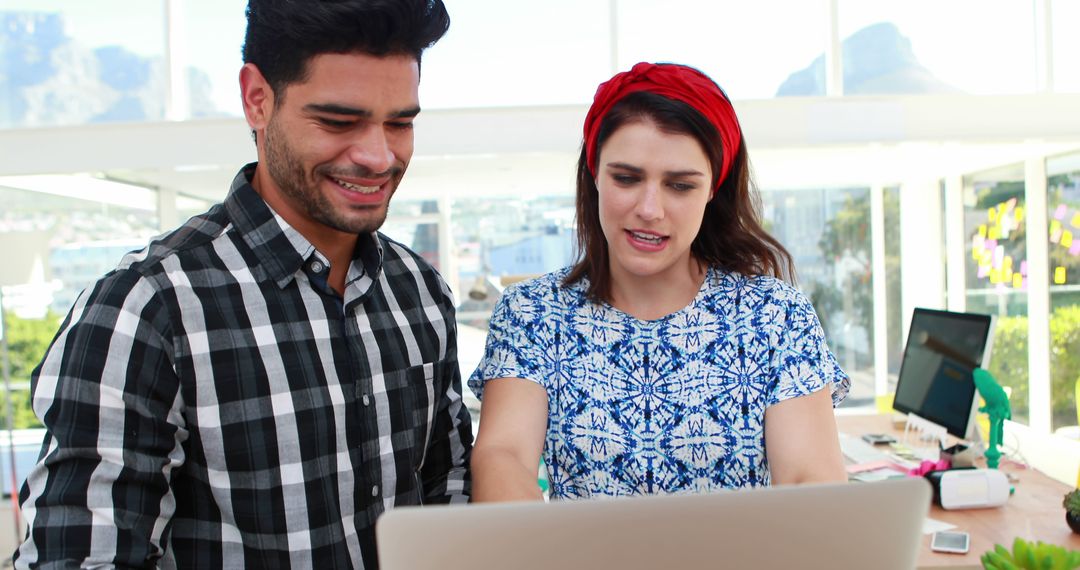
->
[1,310,61,429]
[808,191,902,371]
[986,307,1080,428]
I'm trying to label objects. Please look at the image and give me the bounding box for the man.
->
[14,0,471,567]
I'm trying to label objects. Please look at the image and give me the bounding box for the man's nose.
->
[346,126,394,175]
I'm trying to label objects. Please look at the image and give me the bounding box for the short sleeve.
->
[467,282,554,400]
[766,287,850,408]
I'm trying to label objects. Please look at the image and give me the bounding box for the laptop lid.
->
[377,477,931,570]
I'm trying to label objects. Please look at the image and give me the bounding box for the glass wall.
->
[963,163,1029,424]
[420,0,612,108]
[617,0,826,99]
[838,0,1037,95]
[1052,0,1080,93]
[182,0,247,118]
[884,186,904,389]
[0,179,160,432]
[1,0,167,128]
[762,187,875,406]
[1046,152,1080,431]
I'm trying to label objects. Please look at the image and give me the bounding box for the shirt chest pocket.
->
[377,361,442,468]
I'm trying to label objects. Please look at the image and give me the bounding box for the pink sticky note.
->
[1020,260,1029,275]
[978,264,990,278]
[1055,204,1068,220]
[1071,241,1080,256]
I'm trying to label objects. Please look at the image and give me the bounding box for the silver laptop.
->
[377,477,931,570]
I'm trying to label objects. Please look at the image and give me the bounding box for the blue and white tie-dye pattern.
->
[469,266,849,499]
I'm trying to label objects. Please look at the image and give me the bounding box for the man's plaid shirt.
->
[15,164,473,568]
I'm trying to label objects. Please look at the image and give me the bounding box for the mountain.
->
[0,10,221,128]
[776,22,961,96]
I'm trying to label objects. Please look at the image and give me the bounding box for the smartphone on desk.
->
[861,433,897,445]
[930,531,970,554]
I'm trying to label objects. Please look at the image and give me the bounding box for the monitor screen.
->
[892,308,994,438]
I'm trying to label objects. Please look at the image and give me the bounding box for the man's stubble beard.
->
[263,116,401,235]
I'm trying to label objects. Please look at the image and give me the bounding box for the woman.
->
[468,62,849,502]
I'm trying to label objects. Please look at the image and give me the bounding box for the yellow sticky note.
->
[1064,231,1074,248]
[875,394,895,415]
[1003,256,1013,270]
[979,225,988,238]
[1072,213,1080,229]
[1015,206,1025,223]
[988,208,997,222]
[1056,267,1067,285]
[989,226,1000,240]
[1012,273,1023,289]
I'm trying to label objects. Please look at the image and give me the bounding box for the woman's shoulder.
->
[501,267,584,299]
[494,267,589,317]
[706,269,811,310]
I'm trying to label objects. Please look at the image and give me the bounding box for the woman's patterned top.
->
[469,266,849,498]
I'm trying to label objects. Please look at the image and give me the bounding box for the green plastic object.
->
[973,367,1011,470]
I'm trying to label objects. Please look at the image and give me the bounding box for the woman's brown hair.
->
[563,91,796,302]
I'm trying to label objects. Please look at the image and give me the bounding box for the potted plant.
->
[1066,489,1080,534]
[981,538,1080,569]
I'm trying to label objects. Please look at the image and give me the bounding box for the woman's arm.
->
[471,377,549,502]
[764,387,848,485]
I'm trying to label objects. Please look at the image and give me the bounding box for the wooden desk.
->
[836,414,1080,569]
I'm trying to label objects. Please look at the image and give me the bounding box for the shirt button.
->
[372,485,380,497]
[362,394,371,406]
[309,260,325,273]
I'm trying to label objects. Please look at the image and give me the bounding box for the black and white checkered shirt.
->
[15,163,473,568]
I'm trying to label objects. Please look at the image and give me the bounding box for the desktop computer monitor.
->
[892,308,995,439]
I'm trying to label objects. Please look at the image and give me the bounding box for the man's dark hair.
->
[242,0,450,96]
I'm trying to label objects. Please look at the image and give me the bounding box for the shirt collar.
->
[224,163,384,289]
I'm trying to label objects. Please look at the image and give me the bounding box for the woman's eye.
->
[612,174,639,185]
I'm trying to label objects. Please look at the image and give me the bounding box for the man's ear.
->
[239,63,275,132]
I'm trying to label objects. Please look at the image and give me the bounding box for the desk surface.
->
[836,414,1080,569]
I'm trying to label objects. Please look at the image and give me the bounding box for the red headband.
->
[584,62,742,190]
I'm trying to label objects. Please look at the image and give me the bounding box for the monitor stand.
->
[902,413,948,461]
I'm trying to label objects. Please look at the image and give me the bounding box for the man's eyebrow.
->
[302,103,422,119]
[304,103,371,117]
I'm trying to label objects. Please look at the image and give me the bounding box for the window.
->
[419,0,611,108]
[0,177,160,438]
[883,186,904,390]
[762,187,876,406]
[1046,152,1080,431]
[838,0,1037,95]
[618,0,826,99]
[181,0,247,118]
[963,163,1029,424]
[1,0,167,128]
[1052,0,1080,93]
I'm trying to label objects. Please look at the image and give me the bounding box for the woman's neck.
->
[608,257,707,321]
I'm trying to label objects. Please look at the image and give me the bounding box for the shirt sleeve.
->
[766,285,850,408]
[15,269,185,569]
[466,283,552,401]
[419,304,474,505]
